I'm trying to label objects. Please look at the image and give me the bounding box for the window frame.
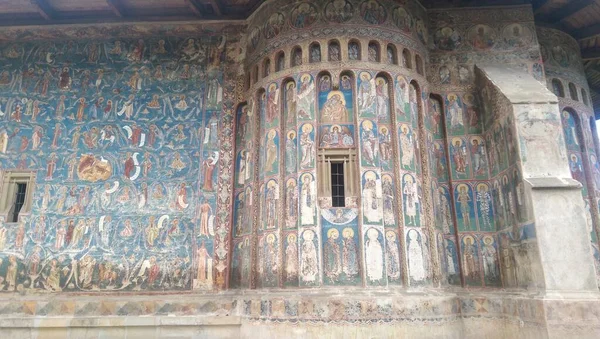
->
[0,170,36,223]
[317,148,358,207]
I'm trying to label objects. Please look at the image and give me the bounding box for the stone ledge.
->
[0,316,242,328]
[525,177,582,189]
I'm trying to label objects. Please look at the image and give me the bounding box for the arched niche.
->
[386,44,398,65]
[275,51,285,72]
[309,42,321,63]
[292,46,303,67]
[263,58,271,78]
[569,82,579,101]
[368,41,381,62]
[328,40,341,62]
[552,79,565,97]
[348,40,361,61]
[402,49,412,69]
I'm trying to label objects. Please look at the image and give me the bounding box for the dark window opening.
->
[331,162,345,207]
[11,183,27,222]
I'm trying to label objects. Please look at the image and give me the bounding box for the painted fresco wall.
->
[0,0,595,296]
[426,6,544,288]
[0,31,237,292]
[235,0,435,288]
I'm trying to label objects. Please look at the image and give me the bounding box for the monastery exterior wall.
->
[0,0,598,338]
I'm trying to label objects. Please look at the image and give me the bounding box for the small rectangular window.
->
[331,162,345,207]
[1,171,35,223]
[11,183,27,222]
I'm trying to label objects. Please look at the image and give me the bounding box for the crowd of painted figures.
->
[0,36,225,291]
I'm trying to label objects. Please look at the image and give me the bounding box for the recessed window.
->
[331,162,345,207]
[318,149,358,207]
[1,171,35,223]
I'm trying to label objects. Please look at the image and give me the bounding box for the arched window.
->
[309,42,321,63]
[368,41,380,62]
[328,40,341,62]
[569,83,578,101]
[292,46,303,67]
[275,51,285,72]
[582,88,589,106]
[552,79,564,97]
[402,49,412,69]
[263,58,270,78]
[386,44,397,65]
[348,40,361,61]
[415,55,423,75]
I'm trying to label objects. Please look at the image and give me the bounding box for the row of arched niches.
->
[227,5,600,289]
[539,27,600,281]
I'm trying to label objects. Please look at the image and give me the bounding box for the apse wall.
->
[232,0,436,289]
[538,26,600,283]
[0,25,243,293]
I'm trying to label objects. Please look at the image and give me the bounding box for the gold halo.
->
[267,179,277,188]
[245,186,252,194]
[269,83,277,92]
[330,124,342,132]
[301,172,313,182]
[457,184,469,192]
[362,120,373,130]
[287,233,297,243]
[404,174,414,183]
[447,93,458,101]
[364,170,377,181]
[376,78,386,85]
[483,235,494,245]
[326,90,346,105]
[382,174,392,182]
[570,154,577,161]
[266,233,275,243]
[327,228,339,238]
[268,129,277,138]
[360,72,371,80]
[286,81,295,89]
[463,235,474,244]
[301,74,311,83]
[287,130,296,139]
[342,227,354,238]
[451,137,463,145]
[477,183,488,191]
[379,125,388,133]
[302,123,313,133]
[287,178,296,186]
[385,230,396,239]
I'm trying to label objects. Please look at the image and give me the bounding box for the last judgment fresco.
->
[0,34,228,292]
[0,0,598,302]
